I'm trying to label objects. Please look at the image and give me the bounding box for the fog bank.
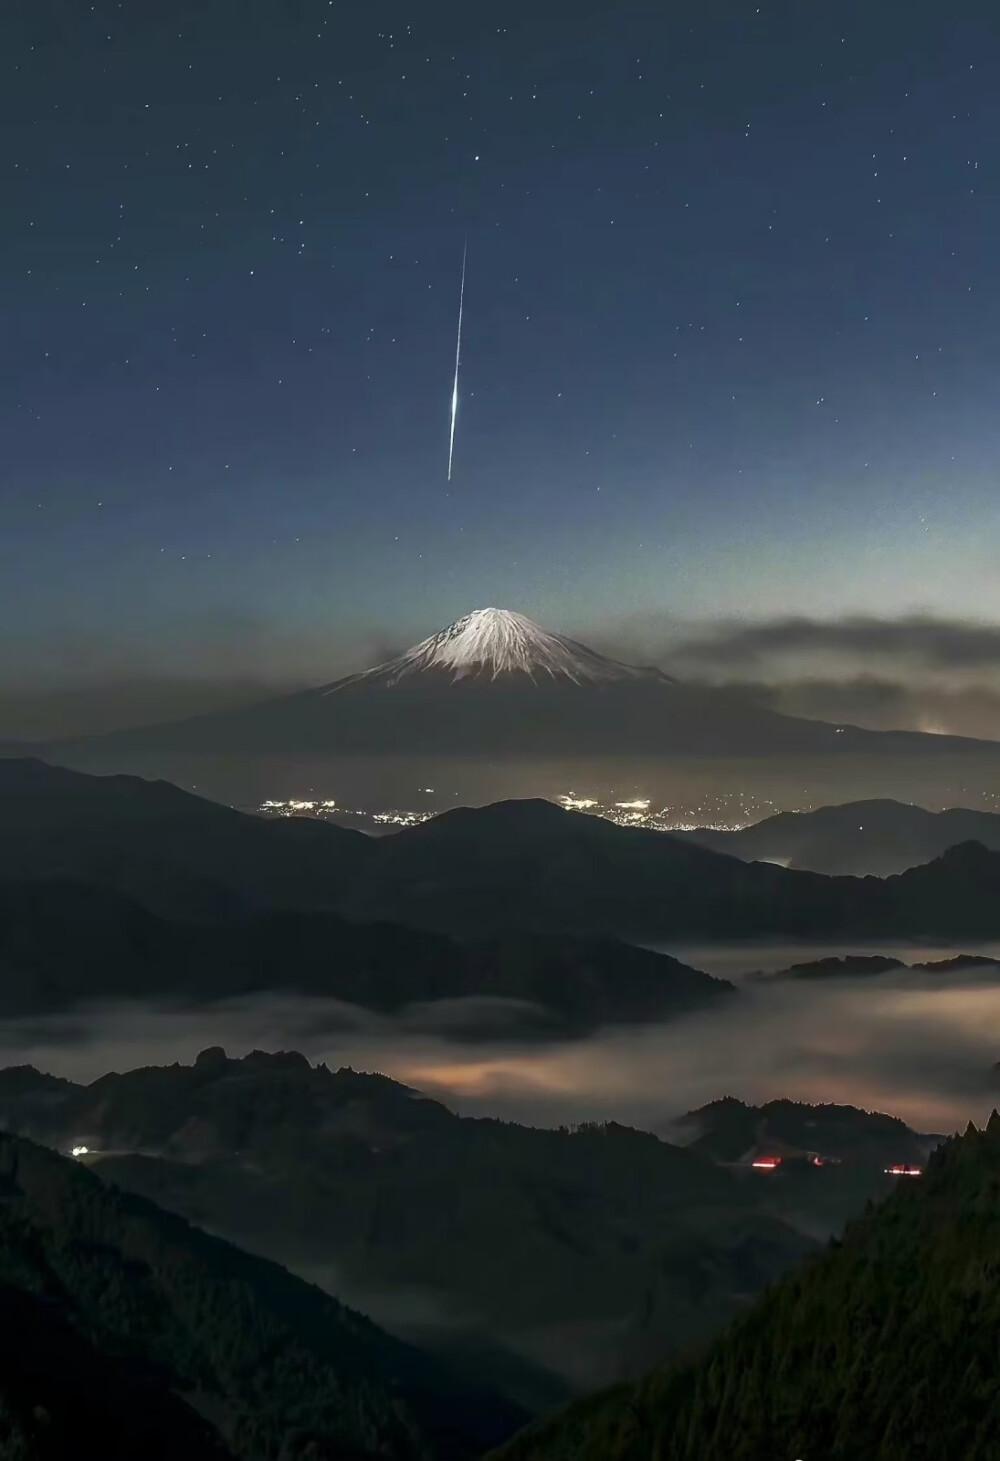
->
[2,949,999,1135]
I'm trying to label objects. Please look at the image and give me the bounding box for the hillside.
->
[338,798,1000,942]
[674,1096,936,1167]
[0,756,369,920]
[491,1117,1000,1461]
[7,759,1000,946]
[679,797,1000,876]
[0,1052,919,1408]
[0,877,731,1031]
[0,1129,520,1460]
[0,1285,232,1460]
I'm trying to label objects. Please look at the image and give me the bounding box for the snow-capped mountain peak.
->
[324,607,673,689]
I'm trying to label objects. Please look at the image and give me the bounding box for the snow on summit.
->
[327,607,673,688]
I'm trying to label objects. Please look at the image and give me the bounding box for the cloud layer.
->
[584,612,1000,741]
[667,615,1000,674]
[2,956,999,1137]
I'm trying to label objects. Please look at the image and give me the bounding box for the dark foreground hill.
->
[491,1116,1000,1461]
[0,1129,521,1460]
[0,1052,920,1410]
[679,797,1000,876]
[0,1284,231,1460]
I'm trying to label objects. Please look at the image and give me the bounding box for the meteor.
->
[447,237,467,481]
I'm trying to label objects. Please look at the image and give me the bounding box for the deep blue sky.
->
[3,0,1000,690]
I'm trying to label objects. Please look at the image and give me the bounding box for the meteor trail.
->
[447,237,467,481]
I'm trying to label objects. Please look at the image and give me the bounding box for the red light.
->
[752,1158,781,1170]
[885,1165,922,1176]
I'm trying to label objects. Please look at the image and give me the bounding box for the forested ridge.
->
[492,1114,1000,1460]
[0,1131,518,1460]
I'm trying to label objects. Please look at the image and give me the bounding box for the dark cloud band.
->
[668,615,1000,671]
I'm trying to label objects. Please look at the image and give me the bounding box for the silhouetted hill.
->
[0,1052,846,1406]
[912,953,1000,972]
[761,954,906,980]
[0,877,731,1031]
[679,796,1000,875]
[8,761,1000,946]
[339,798,826,938]
[759,951,1000,981]
[0,1130,522,1459]
[0,756,370,919]
[490,1117,1000,1461]
[884,838,1000,935]
[674,1096,935,1168]
[340,800,1000,942]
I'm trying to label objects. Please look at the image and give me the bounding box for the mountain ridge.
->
[680,796,1000,875]
[1,1051,915,1407]
[0,867,734,1029]
[0,1127,522,1459]
[489,1114,1000,1460]
[5,759,1000,948]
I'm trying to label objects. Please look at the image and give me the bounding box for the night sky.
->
[3,1,1000,719]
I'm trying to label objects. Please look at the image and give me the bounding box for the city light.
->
[255,787,793,835]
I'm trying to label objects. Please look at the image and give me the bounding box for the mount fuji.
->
[327,606,673,688]
[60,607,1000,758]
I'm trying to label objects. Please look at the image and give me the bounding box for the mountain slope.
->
[0,1052,839,1405]
[679,797,1000,875]
[0,875,732,1028]
[0,1128,521,1460]
[0,1285,232,1461]
[0,756,370,920]
[491,1115,1000,1461]
[7,758,1000,947]
[338,797,1000,941]
[674,1096,935,1168]
[47,608,1000,758]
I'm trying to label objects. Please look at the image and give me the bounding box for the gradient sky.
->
[3,0,1000,696]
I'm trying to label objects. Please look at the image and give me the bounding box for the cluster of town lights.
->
[258,788,782,834]
[751,1155,921,1176]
